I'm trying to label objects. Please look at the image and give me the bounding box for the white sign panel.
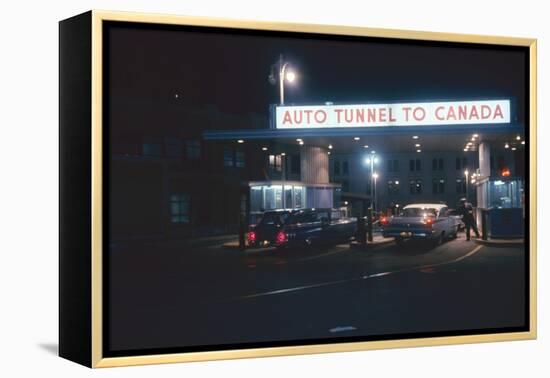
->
[275,100,510,129]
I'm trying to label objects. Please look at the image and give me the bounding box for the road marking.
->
[233,244,484,301]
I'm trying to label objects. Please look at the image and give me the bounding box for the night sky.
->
[105,22,527,138]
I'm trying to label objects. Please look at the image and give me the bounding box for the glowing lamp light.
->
[286,71,296,83]
[501,168,511,177]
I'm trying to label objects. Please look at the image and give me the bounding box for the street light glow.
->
[286,71,296,83]
[237,139,244,144]
[412,136,419,139]
[354,137,360,141]
[464,169,469,176]
[262,147,268,151]
[372,172,379,179]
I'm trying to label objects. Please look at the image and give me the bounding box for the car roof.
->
[403,203,448,211]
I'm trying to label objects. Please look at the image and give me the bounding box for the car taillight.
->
[247,231,256,243]
[276,231,287,245]
[380,217,389,226]
[424,218,434,227]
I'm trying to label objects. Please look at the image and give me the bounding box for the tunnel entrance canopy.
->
[203,99,525,237]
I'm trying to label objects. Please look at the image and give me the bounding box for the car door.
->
[438,207,453,235]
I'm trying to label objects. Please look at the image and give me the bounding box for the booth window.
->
[433,178,445,194]
[170,193,190,224]
[185,140,201,160]
[409,179,422,194]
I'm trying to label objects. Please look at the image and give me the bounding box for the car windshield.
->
[401,208,437,217]
[259,212,288,226]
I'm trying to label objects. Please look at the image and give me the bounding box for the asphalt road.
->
[107,233,527,353]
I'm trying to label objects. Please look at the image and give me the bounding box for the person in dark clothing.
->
[457,198,480,241]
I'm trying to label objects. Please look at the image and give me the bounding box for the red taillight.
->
[276,231,287,245]
[247,231,256,243]
[380,217,389,226]
[425,218,434,226]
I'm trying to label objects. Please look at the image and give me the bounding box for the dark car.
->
[247,210,292,247]
[276,208,357,248]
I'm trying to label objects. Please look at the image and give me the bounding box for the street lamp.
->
[464,169,469,202]
[268,54,296,105]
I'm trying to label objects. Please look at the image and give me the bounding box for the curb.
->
[473,238,524,247]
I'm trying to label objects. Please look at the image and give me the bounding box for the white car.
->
[382,203,459,246]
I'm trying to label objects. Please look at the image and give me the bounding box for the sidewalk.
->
[473,237,524,247]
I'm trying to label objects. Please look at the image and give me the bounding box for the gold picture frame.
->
[59,10,537,368]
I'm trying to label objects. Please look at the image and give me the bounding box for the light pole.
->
[372,172,379,212]
[365,155,378,209]
[269,54,296,105]
[464,169,469,202]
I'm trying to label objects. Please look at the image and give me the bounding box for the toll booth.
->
[477,177,524,238]
[248,181,340,225]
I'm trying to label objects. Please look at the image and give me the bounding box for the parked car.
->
[276,208,357,248]
[382,203,459,246]
[247,210,292,247]
[448,208,465,231]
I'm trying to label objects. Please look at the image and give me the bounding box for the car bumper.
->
[383,230,436,239]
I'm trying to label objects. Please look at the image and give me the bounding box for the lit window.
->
[142,137,162,156]
[185,140,201,160]
[410,179,422,194]
[433,178,445,194]
[170,193,190,224]
[235,150,245,168]
[269,154,282,171]
[224,146,234,167]
[387,180,399,195]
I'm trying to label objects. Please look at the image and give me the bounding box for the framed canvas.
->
[59,10,537,368]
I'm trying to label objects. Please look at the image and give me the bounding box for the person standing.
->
[458,198,480,241]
